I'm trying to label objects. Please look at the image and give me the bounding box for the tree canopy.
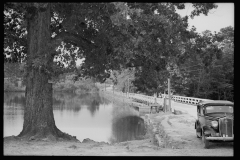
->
[4,3,218,82]
[4,2,227,97]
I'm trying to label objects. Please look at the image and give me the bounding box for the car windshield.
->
[205,106,233,114]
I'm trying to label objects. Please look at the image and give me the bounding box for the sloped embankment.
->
[145,112,204,149]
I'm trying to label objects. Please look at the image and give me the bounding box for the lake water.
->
[3,92,146,144]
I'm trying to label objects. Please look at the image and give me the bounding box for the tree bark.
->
[18,4,76,141]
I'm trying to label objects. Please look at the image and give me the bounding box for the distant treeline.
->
[107,27,234,102]
[4,72,99,94]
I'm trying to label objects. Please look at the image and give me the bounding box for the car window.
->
[205,106,233,114]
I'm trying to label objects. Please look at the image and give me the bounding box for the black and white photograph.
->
[4,2,234,156]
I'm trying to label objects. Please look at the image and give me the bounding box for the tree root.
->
[15,126,79,142]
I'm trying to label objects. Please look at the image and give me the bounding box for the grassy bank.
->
[53,80,99,95]
[4,78,99,94]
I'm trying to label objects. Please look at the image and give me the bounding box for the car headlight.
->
[211,121,218,128]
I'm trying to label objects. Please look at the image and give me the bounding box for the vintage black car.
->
[195,100,234,148]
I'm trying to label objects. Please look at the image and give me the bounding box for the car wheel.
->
[202,132,210,149]
[196,129,201,138]
[195,124,201,138]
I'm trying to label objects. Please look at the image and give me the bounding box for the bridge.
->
[106,90,209,119]
[97,83,215,119]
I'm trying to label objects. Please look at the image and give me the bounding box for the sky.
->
[176,3,234,34]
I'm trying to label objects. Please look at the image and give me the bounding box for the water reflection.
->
[53,92,104,115]
[4,92,25,107]
[4,92,145,144]
[4,92,25,136]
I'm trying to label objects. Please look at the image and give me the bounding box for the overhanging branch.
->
[51,31,98,50]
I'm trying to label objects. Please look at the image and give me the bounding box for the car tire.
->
[195,123,201,138]
[202,132,210,149]
[196,129,201,138]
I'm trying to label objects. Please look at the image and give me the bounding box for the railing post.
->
[113,85,114,94]
[168,78,171,112]
[163,97,166,112]
[128,78,129,97]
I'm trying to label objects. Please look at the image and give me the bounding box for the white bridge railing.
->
[102,87,209,106]
[171,95,209,105]
[128,93,209,106]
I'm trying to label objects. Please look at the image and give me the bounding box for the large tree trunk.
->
[18,4,76,141]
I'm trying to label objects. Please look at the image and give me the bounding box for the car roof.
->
[198,100,234,106]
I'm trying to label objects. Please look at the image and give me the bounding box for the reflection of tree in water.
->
[4,91,109,114]
[110,115,145,143]
[53,92,82,112]
[4,92,26,107]
[52,96,66,111]
[4,92,25,118]
[53,92,109,114]
[87,99,100,116]
[84,93,101,116]
[53,98,64,106]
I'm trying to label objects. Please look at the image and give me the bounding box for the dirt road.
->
[146,111,233,156]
